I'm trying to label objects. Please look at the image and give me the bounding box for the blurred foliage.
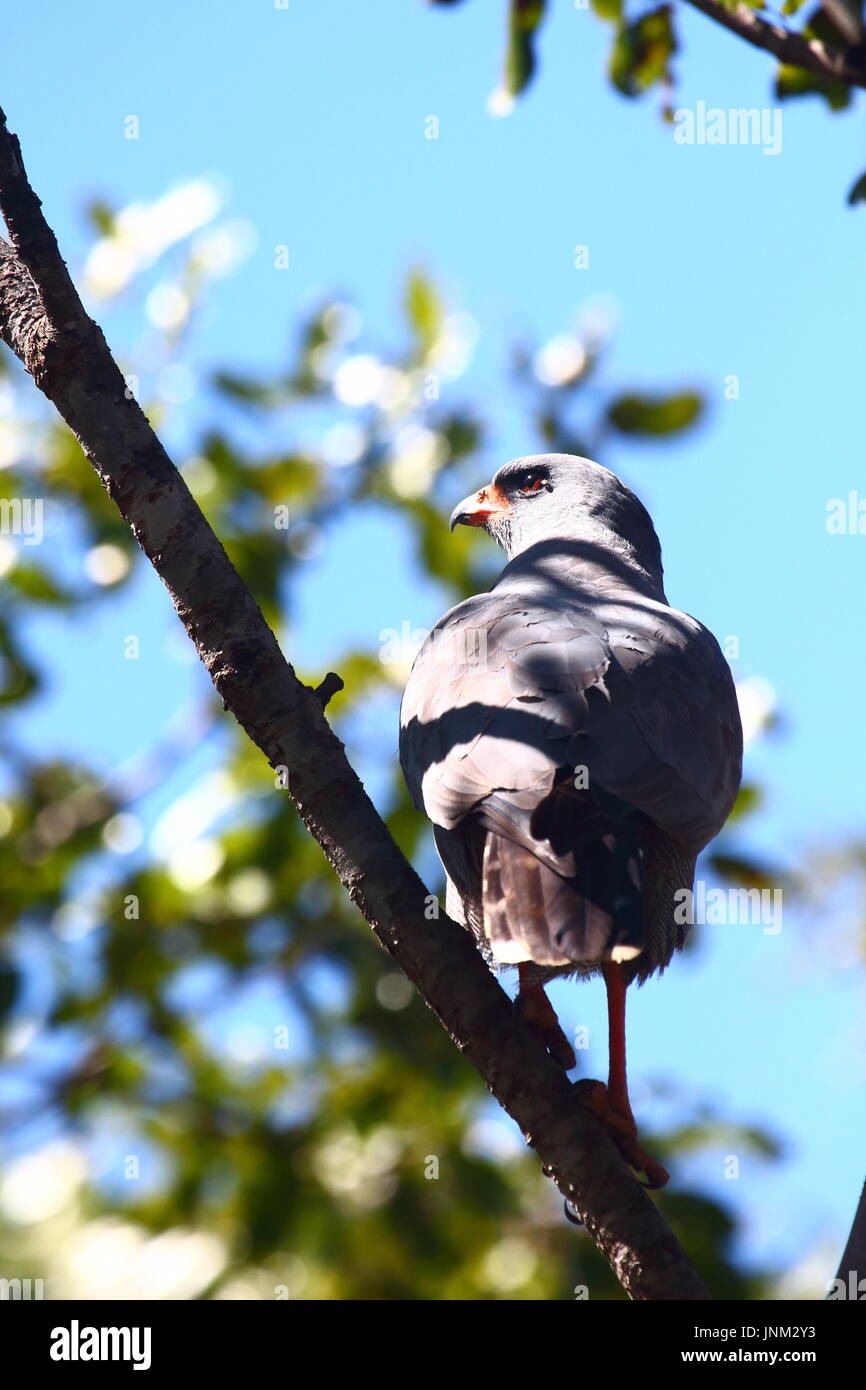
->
[432,0,866,198]
[606,389,702,436]
[0,191,788,1301]
[609,5,677,103]
[505,0,549,101]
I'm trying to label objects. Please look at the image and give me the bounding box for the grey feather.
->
[399,454,742,983]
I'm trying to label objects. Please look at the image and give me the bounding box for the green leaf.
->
[725,782,762,825]
[3,565,72,605]
[665,1119,783,1161]
[606,389,702,436]
[247,454,322,506]
[439,414,482,466]
[610,5,677,99]
[591,0,623,21]
[708,853,783,892]
[85,198,116,235]
[504,0,548,99]
[775,62,851,111]
[404,269,444,358]
[212,371,287,408]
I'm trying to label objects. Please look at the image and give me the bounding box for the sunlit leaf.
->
[404,269,444,359]
[607,389,702,435]
[775,62,851,111]
[610,5,677,99]
[709,852,785,892]
[504,0,548,99]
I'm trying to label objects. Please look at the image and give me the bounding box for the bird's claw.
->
[563,1199,584,1227]
[574,1078,669,1189]
[514,986,576,1070]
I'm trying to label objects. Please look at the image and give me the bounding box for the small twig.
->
[313,671,344,707]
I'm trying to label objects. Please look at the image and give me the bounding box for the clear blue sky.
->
[4,0,866,1286]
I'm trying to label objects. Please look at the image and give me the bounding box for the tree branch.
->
[835,1178,866,1295]
[680,0,866,89]
[0,105,709,1301]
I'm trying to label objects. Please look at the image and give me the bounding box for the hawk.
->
[399,454,742,1186]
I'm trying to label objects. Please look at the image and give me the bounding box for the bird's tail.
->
[480,822,645,970]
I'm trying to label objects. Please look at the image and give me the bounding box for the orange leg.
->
[515,964,576,1070]
[603,960,633,1121]
[575,962,669,1189]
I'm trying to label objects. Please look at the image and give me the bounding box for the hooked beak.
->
[449,482,510,532]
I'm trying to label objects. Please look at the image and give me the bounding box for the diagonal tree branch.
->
[680,0,866,89]
[0,105,709,1300]
[834,1178,866,1296]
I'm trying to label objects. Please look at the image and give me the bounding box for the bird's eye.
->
[518,474,548,497]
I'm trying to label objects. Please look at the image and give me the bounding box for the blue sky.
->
[4,0,866,1287]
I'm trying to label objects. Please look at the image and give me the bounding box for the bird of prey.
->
[399,454,742,1186]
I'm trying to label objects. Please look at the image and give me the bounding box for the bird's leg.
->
[575,962,669,1189]
[515,964,576,1069]
[604,959,634,1122]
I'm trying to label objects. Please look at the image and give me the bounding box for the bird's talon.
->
[515,983,576,1070]
[573,1077,607,1110]
[574,1078,669,1188]
[635,1157,670,1190]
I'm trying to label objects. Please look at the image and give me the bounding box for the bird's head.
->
[449,453,664,590]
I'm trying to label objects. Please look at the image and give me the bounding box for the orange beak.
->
[449,482,510,531]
